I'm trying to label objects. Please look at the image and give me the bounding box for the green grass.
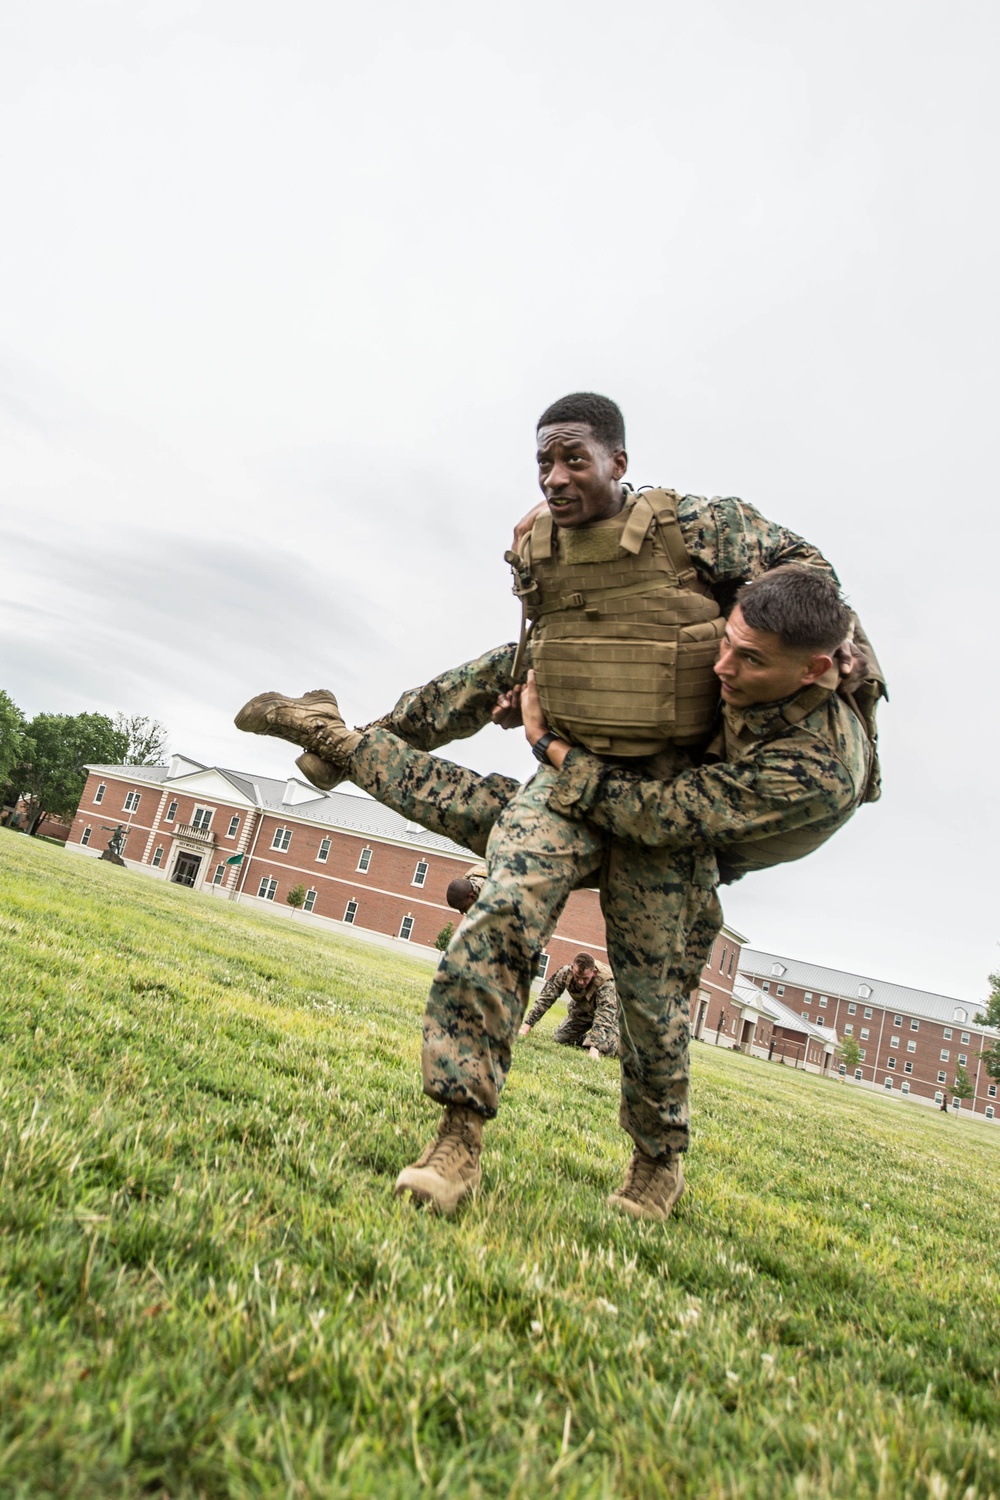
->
[1,829,998,1500]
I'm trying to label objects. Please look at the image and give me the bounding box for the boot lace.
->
[618,1150,665,1203]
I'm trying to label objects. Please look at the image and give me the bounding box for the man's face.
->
[714,605,832,709]
[569,959,596,991]
[535,422,627,529]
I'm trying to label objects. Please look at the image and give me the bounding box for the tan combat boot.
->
[608,1148,685,1222]
[394,1104,483,1216]
[234,690,362,788]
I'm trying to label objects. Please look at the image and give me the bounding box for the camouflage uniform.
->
[523,960,619,1056]
[341,493,878,1158]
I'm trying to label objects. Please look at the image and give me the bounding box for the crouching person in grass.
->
[519,951,619,1060]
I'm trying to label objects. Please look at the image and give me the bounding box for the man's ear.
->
[801,652,835,687]
[612,448,628,480]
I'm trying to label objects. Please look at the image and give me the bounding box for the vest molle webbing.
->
[515,490,725,756]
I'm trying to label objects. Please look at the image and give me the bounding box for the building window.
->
[227,815,240,838]
[884,1078,893,1089]
[901,1082,910,1095]
[887,1057,896,1070]
[844,1024,853,1035]
[910,1019,919,1032]
[776,984,785,995]
[166,799,178,822]
[124,791,141,813]
[801,1011,809,1021]
[818,996,827,1008]
[805,991,813,1000]
[762,981,770,992]
[271,827,292,852]
[727,952,735,975]
[152,845,164,867]
[94,782,106,804]
[81,826,92,846]
[890,1036,899,1048]
[906,1040,916,1053]
[943,1028,952,1040]
[192,807,212,831]
[343,899,358,924]
[838,1063,846,1075]
[860,1028,870,1040]
[988,1085,997,1099]
[258,876,278,901]
[893,1015,902,1027]
[412,860,429,888]
[904,1061,913,1074]
[212,864,225,885]
[961,1032,970,1045]
[987,1106,995,1120]
[858,1049,866,1061]
[399,915,414,941]
[937,1071,947,1084]
[720,945,728,971]
[940,1050,950,1062]
[854,1068,863,1081]
[816,1017,824,1026]
[863,1007,873,1019]
[847,1003,856,1015]
[317,837,331,863]
[303,889,317,913]
[934,1090,944,1103]
[957,1053,967,1066]
[537,953,550,980]
[357,847,372,873]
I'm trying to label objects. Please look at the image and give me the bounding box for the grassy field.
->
[1,830,999,1500]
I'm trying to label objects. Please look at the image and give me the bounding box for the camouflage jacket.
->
[523,960,618,1053]
[546,668,872,882]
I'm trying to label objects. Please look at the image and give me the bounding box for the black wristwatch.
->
[532,731,560,765]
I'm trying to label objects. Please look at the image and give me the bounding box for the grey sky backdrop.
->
[2,1,997,1002]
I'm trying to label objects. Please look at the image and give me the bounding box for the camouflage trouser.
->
[344,645,722,1156]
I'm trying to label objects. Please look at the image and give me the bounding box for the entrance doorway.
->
[172,851,201,888]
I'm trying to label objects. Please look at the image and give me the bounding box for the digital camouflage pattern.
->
[336,490,884,1158]
[422,764,720,1157]
[523,960,620,1057]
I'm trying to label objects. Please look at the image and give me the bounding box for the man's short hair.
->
[736,566,852,655]
[572,952,596,969]
[536,393,625,453]
[446,877,477,912]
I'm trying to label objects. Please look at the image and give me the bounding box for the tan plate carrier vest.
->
[510,489,725,757]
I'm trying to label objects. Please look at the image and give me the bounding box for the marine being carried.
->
[236,392,886,1223]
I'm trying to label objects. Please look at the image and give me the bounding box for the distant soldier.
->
[520,952,618,1058]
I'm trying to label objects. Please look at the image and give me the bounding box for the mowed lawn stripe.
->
[1,829,998,1499]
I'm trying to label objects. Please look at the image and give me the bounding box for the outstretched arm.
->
[521,966,570,1032]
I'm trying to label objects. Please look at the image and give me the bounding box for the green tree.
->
[837,1034,863,1073]
[975,969,1000,1083]
[0,687,27,798]
[16,712,122,833]
[434,921,454,951]
[111,714,169,766]
[952,1062,974,1104]
[286,884,306,910]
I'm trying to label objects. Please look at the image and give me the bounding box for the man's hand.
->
[588,1045,601,1061]
[520,670,549,747]
[518,1023,532,1038]
[491,686,523,730]
[511,501,547,554]
[834,641,869,695]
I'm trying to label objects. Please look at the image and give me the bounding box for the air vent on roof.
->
[858,983,873,999]
[954,1007,968,1022]
[771,963,786,977]
[404,820,425,834]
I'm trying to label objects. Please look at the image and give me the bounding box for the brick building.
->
[738,949,998,1119]
[64,754,748,995]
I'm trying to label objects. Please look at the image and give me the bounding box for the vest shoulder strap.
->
[639,488,701,587]
[529,509,554,561]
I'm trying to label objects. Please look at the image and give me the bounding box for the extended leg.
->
[376,643,517,752]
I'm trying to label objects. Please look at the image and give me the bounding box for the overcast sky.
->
[2,0,998,1002]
